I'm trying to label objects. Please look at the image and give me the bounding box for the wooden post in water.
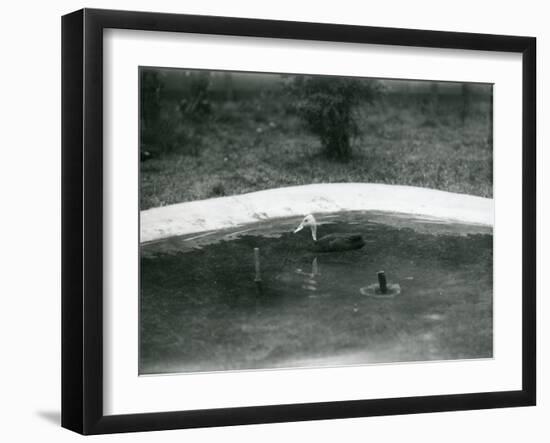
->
[254,248,262,282]
[377,271,387,294]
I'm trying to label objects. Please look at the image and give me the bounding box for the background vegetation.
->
[140,69,493,210]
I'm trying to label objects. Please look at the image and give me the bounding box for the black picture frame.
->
[62,8,536,435]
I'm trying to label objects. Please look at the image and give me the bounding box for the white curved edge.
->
[140,183,494,243]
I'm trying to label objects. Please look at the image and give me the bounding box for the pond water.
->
[140,211,493,375]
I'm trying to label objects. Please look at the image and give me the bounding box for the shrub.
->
[140,70,213,159]
[140,70,164,158]
[177,72,212,156]
[288,75,381,160]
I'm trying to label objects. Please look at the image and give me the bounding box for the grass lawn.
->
[140,95,492,210]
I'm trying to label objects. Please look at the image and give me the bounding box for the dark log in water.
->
[377,271,388,294]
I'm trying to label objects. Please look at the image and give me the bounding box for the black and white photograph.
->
[0,0,545,439]
[139,68,494,375]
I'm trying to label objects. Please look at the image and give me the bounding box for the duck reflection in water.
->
[295,257,320,293]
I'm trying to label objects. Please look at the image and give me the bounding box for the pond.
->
[140,211,493,375]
